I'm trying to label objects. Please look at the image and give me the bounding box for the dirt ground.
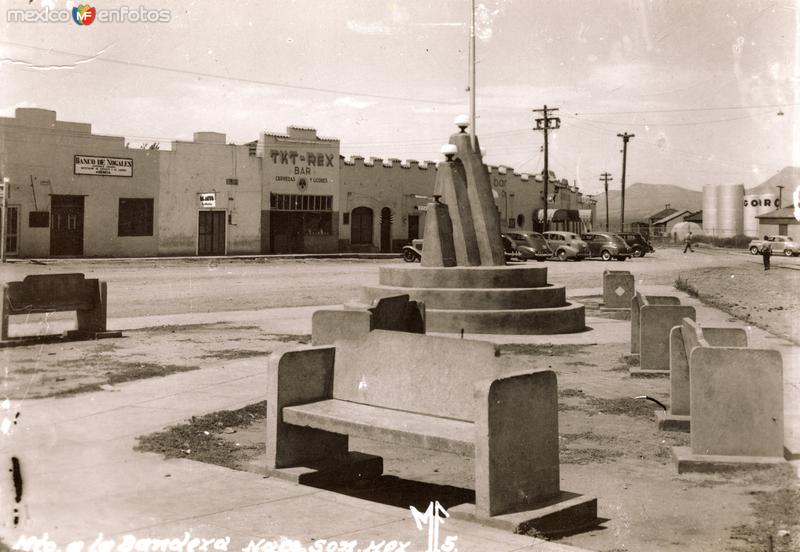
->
[674,261,800,344]
[2,324,309,399]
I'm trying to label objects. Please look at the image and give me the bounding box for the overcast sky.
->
[0,0,796,194]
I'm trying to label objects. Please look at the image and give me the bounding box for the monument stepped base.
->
[365,264,586,335]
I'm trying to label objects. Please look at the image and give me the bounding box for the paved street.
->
[2,246,794,319]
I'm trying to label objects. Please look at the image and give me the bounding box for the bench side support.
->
[474,370,560,517]
[630,293,642,353]
[266,347,348,469]
[690,348,784,458]
[640,305,695,371]
[1,285,10,340]
[76,280,108,333]
[669,326,691,415]
[311,310,372,346]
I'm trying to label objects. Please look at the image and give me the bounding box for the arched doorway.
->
[351,207,374,246]
[380,207,392,252]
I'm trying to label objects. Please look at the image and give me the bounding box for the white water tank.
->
[716,184,745,237]
[743,193,778,237]
[702,184,718,237]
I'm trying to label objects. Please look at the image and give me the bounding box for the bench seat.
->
[283,399,474,456]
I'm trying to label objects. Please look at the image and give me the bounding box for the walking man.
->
[761,241,772,270]
[683,231,694,253]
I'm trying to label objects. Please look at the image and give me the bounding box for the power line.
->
[0,40,462,107]
[565,110,778,127]
[572,102,799,116]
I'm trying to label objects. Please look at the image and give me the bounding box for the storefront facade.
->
[0,108,595,257]
[0,108,160,258]
[258,127,340,254]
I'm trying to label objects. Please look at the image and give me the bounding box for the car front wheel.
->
[557,249,568,261]
[402,249,418,262]
[750,246,760,255]
[784,249,794,257]
[632,247,644,257]
[601,250,612,261]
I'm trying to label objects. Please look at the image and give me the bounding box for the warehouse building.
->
[0,108,595,257]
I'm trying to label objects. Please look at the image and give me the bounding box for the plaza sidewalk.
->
[1,285,797,552]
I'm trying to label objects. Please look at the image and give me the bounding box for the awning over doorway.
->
[533,209,580,222]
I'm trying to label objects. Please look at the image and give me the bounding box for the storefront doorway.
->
[50,195,84,256]
[198,210,226,255]
[2,205,19,255]
[380,207,392,252]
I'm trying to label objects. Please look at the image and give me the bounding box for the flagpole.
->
[469,0,476,149]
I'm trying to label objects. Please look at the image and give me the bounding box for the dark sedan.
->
[580,232,631,261]
[506,231,553,261]
[618,232,655,257]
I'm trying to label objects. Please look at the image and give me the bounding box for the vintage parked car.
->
[580,232,631,261]
[402,238,424,262]
[748,235,800,257]
[402,236,524,263]
[501,234,525,263]
[505,230,553,261]
[617,232,655,257]
[542,231,590,261]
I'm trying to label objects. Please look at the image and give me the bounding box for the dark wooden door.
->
[198,211,226,255]
[380,207,392,252]
[50,195,84,256]
[350,207,373,245]
[407,214,419,240]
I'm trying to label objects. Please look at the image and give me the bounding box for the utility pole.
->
[617,132,634,233]
[533,105,560,232]
[600,172,613,231]
[776,185,784,210]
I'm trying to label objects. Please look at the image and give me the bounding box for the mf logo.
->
[409,501,458,552]
[72,4,97,25]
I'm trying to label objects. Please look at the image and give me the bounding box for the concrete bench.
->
[665,319,785,473]
[266,329,597,534]
[311,294,425,345]
[1,273,114,341]
[630,291,695,374]
[657,318,748,431]
[602,269,634,309]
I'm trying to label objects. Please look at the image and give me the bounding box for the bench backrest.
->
[332,330,500,422]
[635,291,681,308]
[681,318,748,362]
[4,274,99,314]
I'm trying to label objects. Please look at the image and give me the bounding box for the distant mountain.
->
[592,182,703,228]
[746,167,800,199]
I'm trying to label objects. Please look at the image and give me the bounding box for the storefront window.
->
[269,193,333,212]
